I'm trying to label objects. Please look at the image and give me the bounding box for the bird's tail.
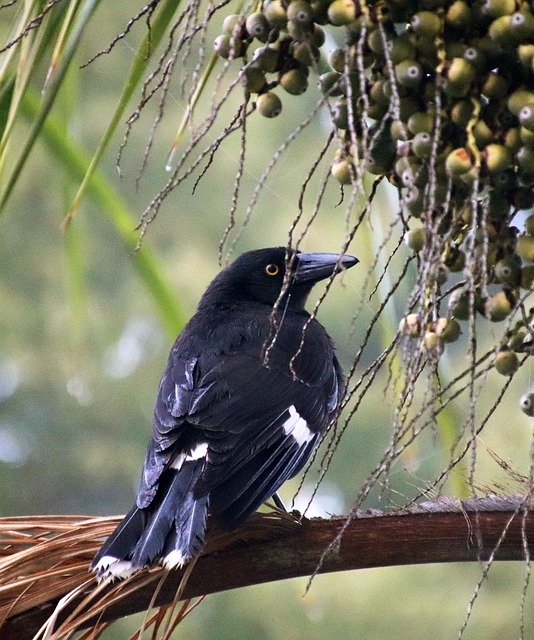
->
[92,460,208,580]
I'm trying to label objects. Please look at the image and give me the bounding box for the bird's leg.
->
[271,492,287,512]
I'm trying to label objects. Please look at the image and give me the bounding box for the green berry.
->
[446,1,472,30]
[520,392,534,417]
[411,11,442,38]
[517,146,534,173]
[508,89,534,117]
[246,13,270,42]
[404,227,425,252]
[256,92,282,118]
[483,143,512,174]
[423,331,441,351]
[214,34,244,59]
[264,0,288,28]
[482,0,515,18]
[412,132,433,159]
[319,71,343,96]
[331,157,353,185]
[521,265,534,289]
[287,0,314,24]
[526,214,534,236]
[494,256,521,286]
[449,289,470,320]
[395,60,423,88]
[399,313,421,337]
[280,69,308,95]
[494,348,519,376]
[446,148,474,176]
[252,46,279,72]
[222,14,245,35]
[485,291,513,321]
[519,106,534,132]
[517,235,534,262]
[327,0,356,25]
[435,318,461,343]
[242,67,266,93]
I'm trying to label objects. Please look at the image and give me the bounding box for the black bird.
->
[92,247,358,579]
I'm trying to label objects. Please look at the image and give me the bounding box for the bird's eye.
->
[265,263,280,277]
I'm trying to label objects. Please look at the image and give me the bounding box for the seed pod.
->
[494,256,521,286]
[246,13,270,42]
[521,265,534,289]
[404,227,425,252]
[494,348,519,376]
[520,392,534,417]
[222,14,245,35]
[256,91,282,118]
[280,69,308,95]
[485,290,513,321]
[412,132,433,159]
[411,11,442,38]
[331,157,353,185]
[517,235,534,262]
[327,0,356,25]
[395,59,423,88]
[264,0,288,28]
[252,46,279,72]
[446,147,474,176]
[242,67,266,93]
[449,289,469,320]
[436,318,462,343]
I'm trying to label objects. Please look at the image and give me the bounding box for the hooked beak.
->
[293,252,359,283]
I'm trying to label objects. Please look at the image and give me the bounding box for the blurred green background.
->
[1,2,533,638]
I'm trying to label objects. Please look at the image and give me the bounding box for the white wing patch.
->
[170,442,208,470]
[283,405,313,446]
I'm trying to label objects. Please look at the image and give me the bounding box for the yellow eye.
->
[265,263,279,276]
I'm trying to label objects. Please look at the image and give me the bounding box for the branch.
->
[1,495,532,639]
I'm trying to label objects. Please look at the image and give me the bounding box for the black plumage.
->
[92,247,358,578]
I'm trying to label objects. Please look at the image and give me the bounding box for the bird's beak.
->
[293,252,359,283]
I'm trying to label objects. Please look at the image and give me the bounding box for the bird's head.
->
[199,247,358,310]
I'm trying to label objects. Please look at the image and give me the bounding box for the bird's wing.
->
[137,318,341,520]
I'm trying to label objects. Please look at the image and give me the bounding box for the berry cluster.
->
[213,0,534,377]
